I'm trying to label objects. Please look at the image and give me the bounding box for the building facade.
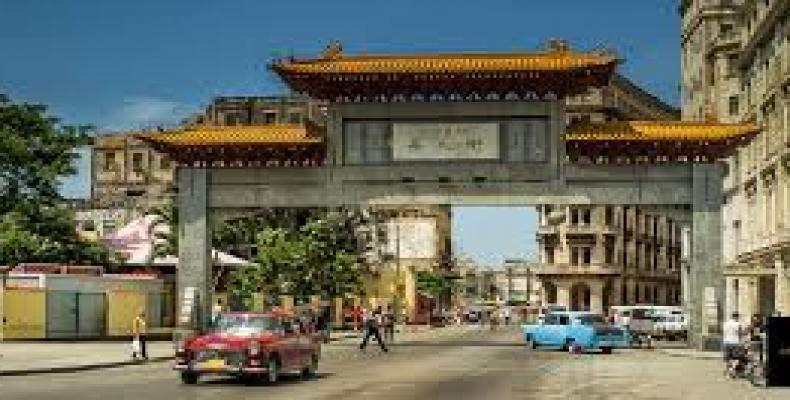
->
[681,0,790,322]
[535,205,684,313]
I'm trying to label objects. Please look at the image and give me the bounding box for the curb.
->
[0,356,174,377]
[657,349,721,360]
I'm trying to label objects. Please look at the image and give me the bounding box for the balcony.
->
[601,222,618,236]
[565,224,597,243]
[531,263,621,276]
[536,224,559,235]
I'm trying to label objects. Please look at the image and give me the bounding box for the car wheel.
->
[601,347,612,355]
[302,354,318,380]
[266,357,279,384]
[180,372,199,385]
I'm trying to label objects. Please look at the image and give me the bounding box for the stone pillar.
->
[333,297,344,327]
[590,280,604,314]
[626,279,637,305]
[610,277,623,307]
[177,168,212,333]
[556,281,571,309]
[725,276,737,321]
[688,164,724,350]
[776,254,787,316]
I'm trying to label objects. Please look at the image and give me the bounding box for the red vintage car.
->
[174,311,321,384]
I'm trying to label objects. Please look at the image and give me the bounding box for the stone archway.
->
[570,282,591,311]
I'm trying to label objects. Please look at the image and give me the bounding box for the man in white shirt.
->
[722,312,743,361]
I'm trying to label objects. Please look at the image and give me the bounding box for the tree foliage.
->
[0,95,112,265]
[227,209,371,310]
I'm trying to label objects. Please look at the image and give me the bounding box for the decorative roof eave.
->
[270,40,620,100]
[564,121,761,163]
[135,123,326,166]
[564,121,761,142]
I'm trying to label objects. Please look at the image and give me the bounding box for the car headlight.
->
[248,341,261,356]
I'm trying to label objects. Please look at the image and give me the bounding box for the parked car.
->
[652,312,687,341]
[522,311,630,354]
[174,311,321,385]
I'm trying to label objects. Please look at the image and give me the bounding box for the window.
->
[545,246,555,264]
[224,113,243,126]
[558,315,570,326]
[571,209,580,225]
[159,157,171,170]
[582,248,591,265]
[727,54,738,76]
[131,153,144,172]
[103,152,116,171]
[729,95,739,116]
[605,246,614,264]
[264,111,277,124]
[605,206,613,226]
[571,247,579,265]
[582,209,591,225]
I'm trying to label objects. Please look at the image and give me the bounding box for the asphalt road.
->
[2,328,787,400]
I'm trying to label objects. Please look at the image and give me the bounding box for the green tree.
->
[150,202,177,259]
[0,95,112,265]
[226,209,372,311]
[415,269,452,318]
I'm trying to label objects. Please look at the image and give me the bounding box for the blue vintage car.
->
[522,311,630,354]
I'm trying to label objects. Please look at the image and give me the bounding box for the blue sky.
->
[0,0,681,265]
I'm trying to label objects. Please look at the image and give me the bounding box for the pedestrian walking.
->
[316,306,331,343]
[359,306,388,352]
[132,310,148,360]
[383,307,395,343]
[722,312,744,362]
[211,298,224,328]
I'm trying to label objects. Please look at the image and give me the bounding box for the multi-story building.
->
[681,0,790,323]
[535,205,683,313]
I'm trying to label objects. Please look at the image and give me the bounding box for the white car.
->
[653,313,687,340]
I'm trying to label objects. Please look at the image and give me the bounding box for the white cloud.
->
[101,96,196,131]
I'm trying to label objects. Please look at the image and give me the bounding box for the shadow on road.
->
[330,341,524,348]
[199,372,335,387]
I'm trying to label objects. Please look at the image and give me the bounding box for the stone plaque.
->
[393,122,499,160]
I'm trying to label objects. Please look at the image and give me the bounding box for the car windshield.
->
[576,315,607,325]
[216,314,279,335]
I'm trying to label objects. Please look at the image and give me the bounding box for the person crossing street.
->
[359,306,388,352]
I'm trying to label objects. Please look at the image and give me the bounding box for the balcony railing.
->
[536,224,559,235]
[566,224,597,234]
[532,263,621,275]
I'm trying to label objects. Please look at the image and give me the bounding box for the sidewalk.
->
[656,348,721,360]
[0,341,175,376]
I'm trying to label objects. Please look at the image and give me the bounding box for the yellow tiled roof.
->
[565,121,760,141]
[272,49,617,75]
[136,124,323,147]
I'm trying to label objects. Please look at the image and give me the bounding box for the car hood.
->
[187,332,278,351]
